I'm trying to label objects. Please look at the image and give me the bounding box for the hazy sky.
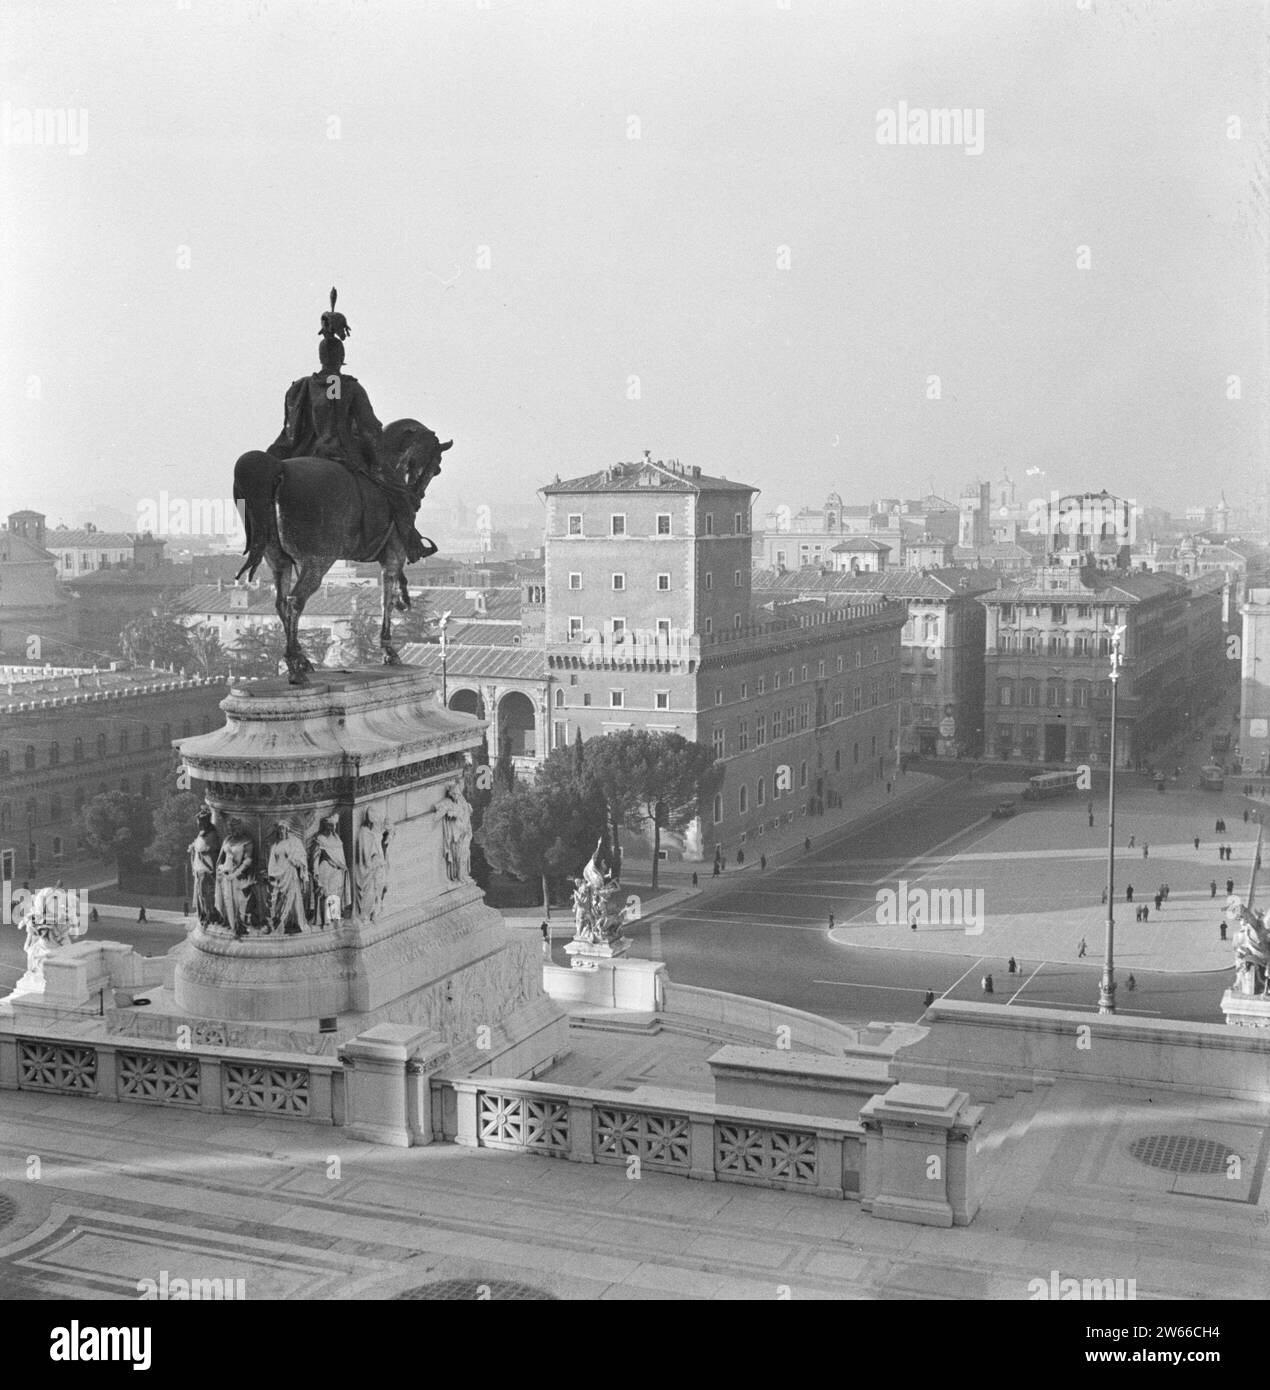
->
[2,0,1266,533]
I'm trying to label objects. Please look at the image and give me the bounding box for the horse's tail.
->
[233,451,285,581]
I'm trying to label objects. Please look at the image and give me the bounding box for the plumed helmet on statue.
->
[319,286,351,342]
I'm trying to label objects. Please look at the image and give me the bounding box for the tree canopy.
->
[80,791,154,870]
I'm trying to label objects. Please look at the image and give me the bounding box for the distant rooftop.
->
[542,457,756,496]
[0,664,223,713]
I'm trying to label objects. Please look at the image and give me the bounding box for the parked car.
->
[991,800,1017,818]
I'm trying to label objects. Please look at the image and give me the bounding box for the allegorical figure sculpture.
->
[233,287,452,681]
[570,838,625,947]
[214,820,257,938]
[267,820,311,935]
[1230,897,1270,996]
[12,888,79,993]
[309,812,350,927]
[188,807,222,927]
[355,805,392,922]
[436,780,473,883]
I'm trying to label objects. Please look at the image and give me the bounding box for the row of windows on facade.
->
[567,570,746,592]
[996,634,1125,655]
[997,604,1125,624]
[711,686,894,756]
[710,650,892,704]
[995,678,1115,708]
[709,733,894,822]
[2,774,156,830]
[995,726,1106,754]
[566,614,749,637]
[566,512,748,538]
[0,719,210,773]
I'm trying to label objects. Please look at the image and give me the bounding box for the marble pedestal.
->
[137,669,567,1076]
[1221,988,1270,1029]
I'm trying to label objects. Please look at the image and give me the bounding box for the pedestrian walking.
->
[1100,886,1107,905]
[1128,834,1136,849]
[981,974,994,995]
[137,906,147,923]
[1220,920,1227,942]
[923,990,935,1008]
[1194,836,1200,850]
[1008,956,1017,974]
[1126,884,1134,902]
[1215,819,1222,834]
[910,917,918,932]
[1089,811,1095,828]
[540,921,550,954]
[1211,880,1218,898]
[712,862,720,879]
[736,848,744,865]
[1077,937,1087,958]
[1142,904,1149,921]
[1143,843,1149,858]
[1227,877,1235,895]
[760,855,766,871]
[1244,809,1251,824]
[1163,883,1169,901]
[1153,894,1162,912]
[887,781,893,794]
[1126,974,1136,992]
[828,912,835,929]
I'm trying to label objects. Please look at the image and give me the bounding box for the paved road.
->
[622,774,1234,1026]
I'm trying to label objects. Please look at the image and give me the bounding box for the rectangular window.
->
[553,721,567,749]
[774,672,781,691]
[657,573,670,590]
[705,514,714,535]
[734,570,742,588]
[655,691,669,710]
[734,512,743,533]
[583,692,592,706]
[568,513,582,535]
[611,617,626,635]
[715,688,724,706]
[568,616,583,639]
[757,676,765,695]
[610,690,625,708]
[853,685,862,712]
[798,702,809,731]
[869,680,879,707]
[757,778,765,806]
[657,513,671,535]
[657,618,671,636]
[712,727,725,758]
[833,692,843,718]
[799,761,808,788]
[612,573,625,591]
[568,572,582,590]
[756,715,766,746]
[705,572,713,590]
[738,719,749,751]
[740,785,749,814]
[837,656,844,673]
[740,682,748,700]
[611,514,626,536]
[773,708,783,739]
[818,661,825,679]
[705,617,713,634]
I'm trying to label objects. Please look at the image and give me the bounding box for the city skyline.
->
[2,0,1266,529]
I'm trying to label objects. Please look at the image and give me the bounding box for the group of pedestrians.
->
[1217,844,1234,861]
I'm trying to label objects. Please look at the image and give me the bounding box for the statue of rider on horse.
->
[234,289,451,682]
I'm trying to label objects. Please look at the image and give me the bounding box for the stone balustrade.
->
[0,1032,344,1126]
[445,1075,866,1199]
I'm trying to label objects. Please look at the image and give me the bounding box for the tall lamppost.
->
[1099,625,1126,1014]
[439,610,451,707]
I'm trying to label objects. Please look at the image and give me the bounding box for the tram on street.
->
[1022,769,1082,801]
[1199,764,1225,792]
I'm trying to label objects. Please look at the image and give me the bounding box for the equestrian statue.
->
[234,288,451,682]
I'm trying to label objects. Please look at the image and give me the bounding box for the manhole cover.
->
[1127,1134,1237,1175]
[0,1194,16,1230]
[395,1279,557,1301]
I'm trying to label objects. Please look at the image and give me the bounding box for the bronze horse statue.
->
[233,419,451,682]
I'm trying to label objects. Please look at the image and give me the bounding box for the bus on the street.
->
[1022,770,1082,801]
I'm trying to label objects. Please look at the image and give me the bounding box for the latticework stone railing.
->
[449,1078,865,1198]
[3,1036,342,1125]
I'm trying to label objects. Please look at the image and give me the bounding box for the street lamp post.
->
[1099,626,1126,1014]
[439,610,451,708]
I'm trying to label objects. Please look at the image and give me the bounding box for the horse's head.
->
[380,419,452,503]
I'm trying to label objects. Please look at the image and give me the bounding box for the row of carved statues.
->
[187,781,472,937]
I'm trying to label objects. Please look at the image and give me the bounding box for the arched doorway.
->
[448,689,486,719]
[498,691,537,758]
